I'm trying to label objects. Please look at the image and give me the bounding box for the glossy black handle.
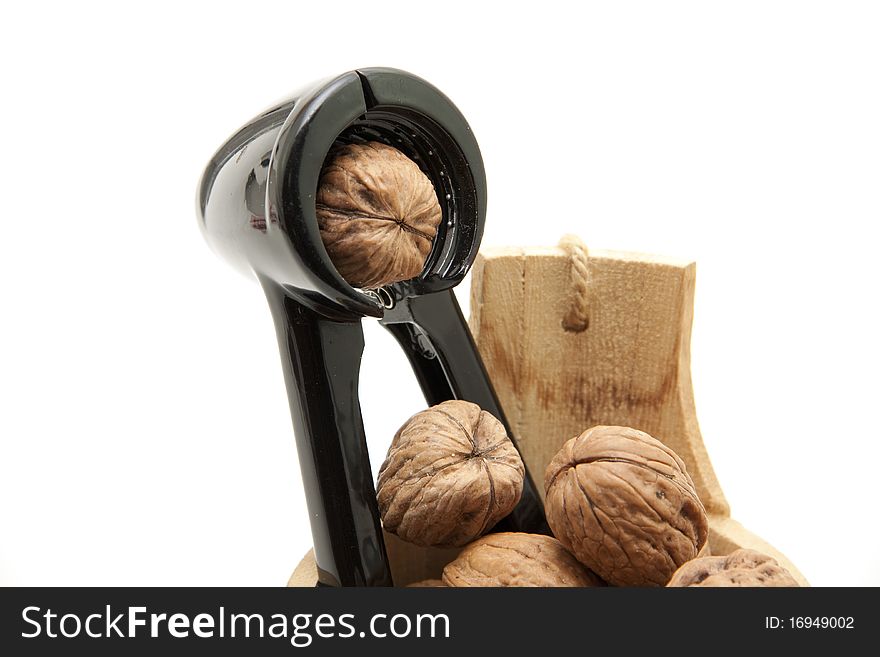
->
[381,289,550,536]
[262,278,393,587]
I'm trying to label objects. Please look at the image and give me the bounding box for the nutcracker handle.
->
[380,289,549,536]
[261,278,392,587]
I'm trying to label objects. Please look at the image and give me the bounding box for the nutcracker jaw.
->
[196,67,486,321]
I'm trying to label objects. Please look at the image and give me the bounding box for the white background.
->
[1,1,878,587]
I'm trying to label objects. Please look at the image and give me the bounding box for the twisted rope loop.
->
[558,234,590,332]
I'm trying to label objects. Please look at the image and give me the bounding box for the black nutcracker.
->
[197,68,548,587]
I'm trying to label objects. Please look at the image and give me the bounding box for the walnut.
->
[406,579,447,587]
[316,141,442,289]
[544,425,709,586]
[667,548,800,587]
[442,532,603,587]
[377,400,524,548]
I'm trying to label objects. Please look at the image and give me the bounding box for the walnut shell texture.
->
[667,549,800,587]
[442,532,604,587]
[316,141,442,289]
[377,400,524,548]
[544,425,709,587]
